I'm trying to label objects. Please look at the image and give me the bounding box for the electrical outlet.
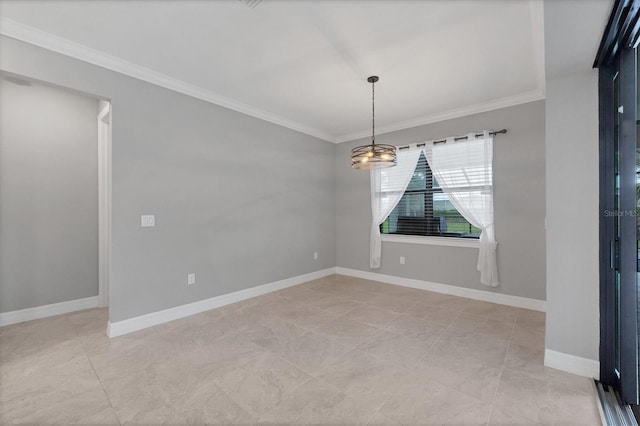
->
[400,256,405,265]
[187,273,196,285]
[313,252,318,260]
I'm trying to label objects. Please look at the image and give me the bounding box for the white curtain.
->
[369,149,422,269]
[423,131,498,286]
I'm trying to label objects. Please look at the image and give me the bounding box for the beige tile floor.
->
[0,274,602,425]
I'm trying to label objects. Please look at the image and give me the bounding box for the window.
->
[369,133,496,283]
[380,152,481,238]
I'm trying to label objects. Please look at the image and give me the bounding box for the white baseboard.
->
[335,267,546,312]
[544,349,600,379]
[107,267,335,338]
[0,296,100,327]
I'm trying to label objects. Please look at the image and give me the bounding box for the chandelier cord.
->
[350,75,396,170]
[371,79,375,146]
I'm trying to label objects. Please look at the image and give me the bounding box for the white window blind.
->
[380,153,481,238]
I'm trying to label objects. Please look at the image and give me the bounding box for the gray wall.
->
[0,78,99,312]
[0,36,336,322]
[542,0,603,364]
[544,71,599,361]
[336,101,546,301]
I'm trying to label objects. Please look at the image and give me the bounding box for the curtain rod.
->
[397,129,507,150]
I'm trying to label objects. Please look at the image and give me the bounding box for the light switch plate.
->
[187,273,196,285]
[141,215,155,227]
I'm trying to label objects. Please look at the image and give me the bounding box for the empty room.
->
[0,0,635,424]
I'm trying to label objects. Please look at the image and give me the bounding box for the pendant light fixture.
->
[351,76,397,170]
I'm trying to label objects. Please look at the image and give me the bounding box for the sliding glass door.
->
[596,0,640,405]
[637,50,640,397]
[617,45,638,403]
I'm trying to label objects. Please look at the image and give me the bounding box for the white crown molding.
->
[1,15,546,145]
[335,267,546,312]
[0,296,99,327]
[107,267,335,338]
[334,88,545,144]
[0,17,335,143]
[544,349,600,379]
[333,0,546,144]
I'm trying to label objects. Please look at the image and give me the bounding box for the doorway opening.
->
[0,72,112,329]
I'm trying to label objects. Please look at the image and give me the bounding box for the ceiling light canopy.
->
[351,76,397,170]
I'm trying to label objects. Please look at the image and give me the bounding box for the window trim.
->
[381,234,480,248]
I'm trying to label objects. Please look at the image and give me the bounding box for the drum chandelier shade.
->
[351,76,397,170]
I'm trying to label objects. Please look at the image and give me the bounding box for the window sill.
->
[381,234,480,248]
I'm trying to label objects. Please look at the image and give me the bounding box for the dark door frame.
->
[596,0,640,405]
[594,0,640,68]
[599,63,617,387]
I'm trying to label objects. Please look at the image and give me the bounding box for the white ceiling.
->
[544,0,613,80]
[0,0,545,143]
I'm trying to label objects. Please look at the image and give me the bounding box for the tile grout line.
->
[195,289,529,423]
[356,309,467,426]
[208,380,263,424]
[297,291,487,374]
[68,317,123,426]
[358,311,461,425]
[187,348,281,423]
[3,281,576,425]
[259,352,358,422]
[272,344,397,423]
[420,308,464,349]
[197,288,371,423]
[258,295,551,425]
[212,282,524,422]
[485,313,519,425]
[397,307,512,413]
[365,393,395,425]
